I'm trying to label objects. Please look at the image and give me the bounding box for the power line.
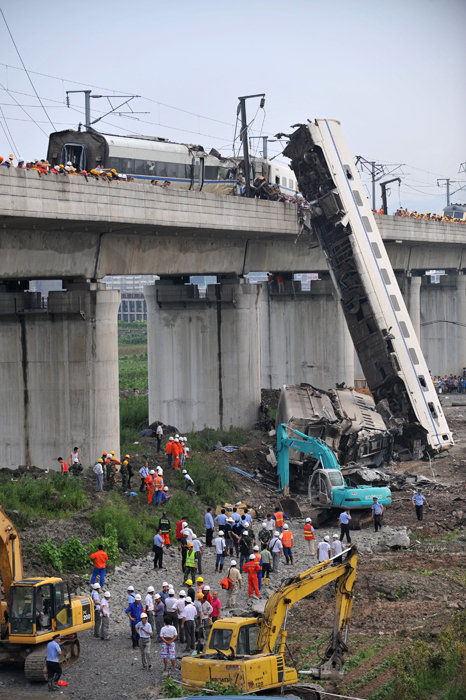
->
[0,104,20,157]
[0,9,56,131]
[0,80,48,136]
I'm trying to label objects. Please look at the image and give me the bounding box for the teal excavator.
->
[277,423,391,527]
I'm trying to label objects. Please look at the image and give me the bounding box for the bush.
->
[120,394,149,444]
[0,472,89,527]
[175,455,233,506]
[89,495,158,555]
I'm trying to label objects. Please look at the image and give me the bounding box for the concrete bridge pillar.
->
[457,272,466,373]
[259,275,354,390]
[0,283,120,469]
[144,278,262,431]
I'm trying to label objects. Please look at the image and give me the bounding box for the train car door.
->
[189,156,204,191]
[61,143,86,171]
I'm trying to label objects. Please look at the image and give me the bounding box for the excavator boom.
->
[0,506,24,604]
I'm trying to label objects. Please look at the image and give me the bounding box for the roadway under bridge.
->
[0,168,464,469]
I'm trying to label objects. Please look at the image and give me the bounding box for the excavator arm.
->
[0,506,24,616]
[257,545,357,668]
[277,422,339,492]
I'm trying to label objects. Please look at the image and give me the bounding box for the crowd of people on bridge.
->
[392,207,465,224]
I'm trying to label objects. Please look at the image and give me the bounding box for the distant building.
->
[102,275,157,321]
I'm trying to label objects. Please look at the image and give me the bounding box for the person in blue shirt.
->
[412,488,429,521]
[126,593,143,648]
[46,633,62,691]
[205,507,214,548]
[153,530,164,569]
[230,507,241,524]
[215,509,228,528]
[371,498,384,532]
[339,510,351,543]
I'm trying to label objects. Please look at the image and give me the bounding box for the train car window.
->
[281,177,286,186]
[121,159,135,174]
[205,166,219,180]
[155,162,167,177]
[146,161,157,175]
[352,190,363,206]
[390,295,401,311]
[399,321,410,338]
[371,242,382,259]
[409,347,419,364]
[289,179,294,189]
[362,216,372,232]
[275,175,280,185]
[133,160,147,175]
[107,157,120,171]
[380,269,391,285]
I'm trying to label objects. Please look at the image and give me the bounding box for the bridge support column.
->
[0,283,120,469]
[144,278,262,431]
[260,276,354,389]
[408,273,422,341]
[457,272,466,373]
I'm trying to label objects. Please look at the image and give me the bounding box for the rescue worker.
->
[273,508,287,533]
[412,488,429,521]
[158,512,171,546]
[181,596,197,653]
[281,523,294,565]
[339,510,352,543]
[185,579,196,602]
[242,553,262,598]
[145,586,155,629]
[160,485,171,505]
[68,447,83,476]
[93,458,104,492]
[57,457,68,475]
[225,560,242,607]
[165,436,174,469]
[184,542,197,581]
[173,437,182,470]
[269,531,283,573]
[139,462,149,492]
[331,533,343,563]
[205,507,214,548]
[303,517,315,555]
[100,591,111,640]
[253,545,262,588]
[124,454,134,489]
[153,528,164,569]
[192,533,203,574]
[371,497,384,532]
[183,469,195,493]
[154,593,164,641]
[239,522,253,570]
[91,583,101,637]
[214,531,227,572]
[153,468,164,506]
[126,593,143,648]
[260,543,272,585]
[120,459,130,490]
[223,517,234,556]
[46,633,62,691]
[145,469,156,505]
[258,521,272,548]
[317,536,331,563]
[135,612,152,670]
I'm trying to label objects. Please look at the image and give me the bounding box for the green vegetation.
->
[344,640,386,671]
[120,394,149,444]
[0,473,89,528]
[39,526,120,574]
[118,320,147,345]
[187,427,247,452]
[173,455,234,506]
[119,352,148,392]
[160,678,243,697]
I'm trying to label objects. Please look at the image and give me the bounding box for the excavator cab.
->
[309,469,344,507]
[206,619,261,657]
[9,579,72,637]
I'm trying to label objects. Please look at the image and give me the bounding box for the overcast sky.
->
[0,0,465,213]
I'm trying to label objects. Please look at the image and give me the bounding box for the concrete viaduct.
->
[1,167,465,469]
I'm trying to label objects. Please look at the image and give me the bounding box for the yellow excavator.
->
[182,545,358,698]
[0,505,94,680]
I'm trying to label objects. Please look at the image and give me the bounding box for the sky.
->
[0,0,465,214]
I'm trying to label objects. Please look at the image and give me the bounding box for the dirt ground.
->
[0,402,464,699]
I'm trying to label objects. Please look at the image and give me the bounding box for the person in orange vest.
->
[303,517,315,556]
[153,468,164,506]
[252,545,262,589]
[242,554,262,598]
[57,457,68,475]
[280,524,294,565]
[273,509,288,533]
[145,469,156,505]
[165,437,174,469]
[173,438,182,470]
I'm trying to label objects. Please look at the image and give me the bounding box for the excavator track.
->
[24,637,80,681]
[282,682,325,700]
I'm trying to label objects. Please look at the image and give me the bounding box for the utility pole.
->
[66,90,92,129]
[355,155,386,210]
[437,178,451,206]
[66,90,145,131]
[237,93,265,197]
[380,177,401,214]
[249,135,269,160]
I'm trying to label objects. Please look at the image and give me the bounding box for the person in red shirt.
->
[173,439,182,470]
[165,437,174,469]
[211,591,222,623]
[57,457,68,474]
[90,545,108,587]
[242,555,262,598]
[145,470,156,505]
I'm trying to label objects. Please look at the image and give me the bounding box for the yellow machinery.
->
[0,505,94,680]
[182,546,358,697]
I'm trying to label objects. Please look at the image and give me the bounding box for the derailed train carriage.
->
[47,128,298,197]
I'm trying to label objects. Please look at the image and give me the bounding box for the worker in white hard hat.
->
[126,593,144,648]
[100,591,111,640]
[145,586,156,629]
[242,554,262,599]
[90,583,101,637]
[317,535,332,563]
[331,533,343,562]
[269,530,284,573]
[225,559,242,607]
[183,469,195,494]
[135,611,153,669]
[173,437,182,470]
[303,517,315,555]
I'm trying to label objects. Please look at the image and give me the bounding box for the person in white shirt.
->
[160,616,178,672]
[156,423,163,453]
[214,532,226,573]
[269,531,283,573]
[192,535,204,575]
[145,586,155,629]
[135,612,152,669]
[91,583,101,637]
[317,536,331,563]
[164,588,178,629]
[265,514,275,532]
[331,534,343,562]
[174,591,186,644]
[100,591,111,640]
[181,596,197,653]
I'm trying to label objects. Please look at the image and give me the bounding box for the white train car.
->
[283,119,453,456]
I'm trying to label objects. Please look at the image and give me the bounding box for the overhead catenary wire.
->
[0,80,48,136]
[0,104,20,157]
[0,10,56,132]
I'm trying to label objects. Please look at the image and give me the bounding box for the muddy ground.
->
[0,401,465,699]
